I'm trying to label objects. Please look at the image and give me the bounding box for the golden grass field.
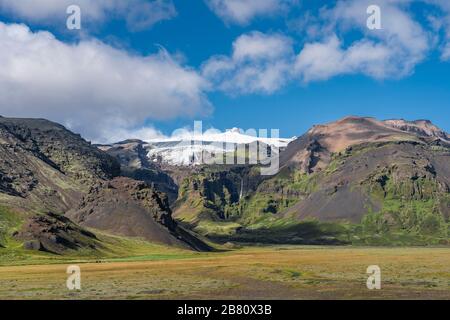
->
[0,246,449,300]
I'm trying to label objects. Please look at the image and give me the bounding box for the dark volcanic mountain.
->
[279,116,450,173]
[0,117,119,213]
[172,116,450,245]
[0,116,210,252]
[274,116,450,219]
[97,140,179,203]
[66,177,210,251]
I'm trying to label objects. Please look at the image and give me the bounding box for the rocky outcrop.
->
[14,212,99,254]
[67,177,212,251]
[0,117,120,183]
[282,141,450,222]
[98,140,179,203]
[0,117,120,212]
[384,119,450,141]
[172,165,262,225]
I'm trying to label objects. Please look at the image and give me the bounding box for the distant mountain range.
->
[0,115,449,256]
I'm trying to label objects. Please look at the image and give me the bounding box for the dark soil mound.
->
[67,177,212,251]
[14,212,99,254]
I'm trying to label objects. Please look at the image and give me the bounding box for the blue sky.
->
[0,0,449,142]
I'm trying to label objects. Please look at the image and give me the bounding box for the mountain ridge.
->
[1,115,449,253]
[0,116,211,253]
[167,116,450,245]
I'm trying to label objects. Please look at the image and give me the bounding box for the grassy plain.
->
[0,246,448,300]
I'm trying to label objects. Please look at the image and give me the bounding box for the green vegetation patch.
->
[0,206,23,247]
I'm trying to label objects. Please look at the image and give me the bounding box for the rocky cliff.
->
[0,117,210,253]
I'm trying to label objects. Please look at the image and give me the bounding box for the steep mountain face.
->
[0,117,120,213]
[172,166,260,222]
[279,117,450,173]
[280,117,422,173]
[384,119,450,141]
[99,130,293,206]
[98,140,179,203]
[246,117,449,243]
[282,141,450,221]
[0,116,209,253]
[66,177,211,251]
[175,116,450,245]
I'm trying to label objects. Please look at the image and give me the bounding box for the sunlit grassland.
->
[0,204,209,266]
[0,230,205,267]
[0,246,448,300]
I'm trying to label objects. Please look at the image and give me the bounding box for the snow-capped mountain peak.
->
[144,128,294,166]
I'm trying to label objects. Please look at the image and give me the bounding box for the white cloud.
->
[204,1,435,92]
[326,0,429,55]
[104,126,167,143]
[0,22,210,143]
[232,31,293,61]
[295,35,394,82]
[294,0,431,82]
[0,0,176,31]
[205,0,295,25]
[202,31,294,94]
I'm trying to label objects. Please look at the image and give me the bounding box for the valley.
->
[0,246,448,299]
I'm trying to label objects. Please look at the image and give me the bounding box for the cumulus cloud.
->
[202,31,294,94]
[296,36,394,82]
[205,0,295,25]
[293,0,431,82]
[325,0,429,55]
[0,0,177,31]
[204,0,435,92]
[0,22,210,143]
